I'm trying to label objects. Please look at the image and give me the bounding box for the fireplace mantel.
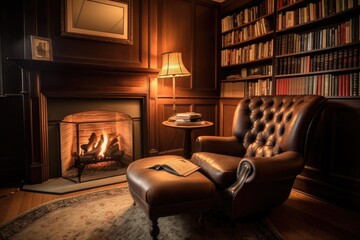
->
[11,57,153,184]
[8,58,159,74]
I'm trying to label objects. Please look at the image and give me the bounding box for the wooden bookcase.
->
[221,0,360,98]
[220,0,275,98]
[219,0,360,212]
[275,0,360,96]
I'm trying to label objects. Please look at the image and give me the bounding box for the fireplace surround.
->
[48,100,141,182]
[10,58,157,184]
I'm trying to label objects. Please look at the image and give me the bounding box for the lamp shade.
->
[157,52,191,78]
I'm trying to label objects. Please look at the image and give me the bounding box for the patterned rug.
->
[0,187,282,240]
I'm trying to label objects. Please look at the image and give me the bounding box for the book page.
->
[149,159,200,176]
[163,159,200,176]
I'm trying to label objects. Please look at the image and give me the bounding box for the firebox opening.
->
[60,111,133,183]
[47,98,143,184]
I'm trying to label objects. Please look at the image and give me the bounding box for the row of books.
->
[221,40,273,66]
[276,17,359,55]
[276,46,360,75]
[221,1,274,33]
[276,0,357,30]
[221,79,273,98]
[226,65,273,80]
[276,72,360,96]
[222,18,272,47]
[278,0,359,10]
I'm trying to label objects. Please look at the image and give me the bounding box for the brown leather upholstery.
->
[126,155,215,239]
[190,95,326,219]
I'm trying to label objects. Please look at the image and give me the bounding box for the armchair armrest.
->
[228,151,304,195]
[194,136,245,157]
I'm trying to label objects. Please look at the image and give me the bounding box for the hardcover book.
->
[148,159,200,177]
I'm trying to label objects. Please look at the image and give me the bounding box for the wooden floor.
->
[0,183,359,240]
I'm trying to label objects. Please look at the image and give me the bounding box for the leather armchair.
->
[190,95,326,219]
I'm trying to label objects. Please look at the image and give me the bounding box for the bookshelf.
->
[220,0,275,98]
[219,0,360,212]
[220,0,360,98]
[275,0,360,97]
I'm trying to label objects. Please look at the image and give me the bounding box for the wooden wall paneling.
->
[41,71,149,97]
[158,0,219,97]
[1,1,24,94]
[158,0,192,95]
[220,98,240,136]
[328,100,360,181]
[294,99,360,212]
[0,96,25,185]
[193,100,219,140]
[148,75,159,156]
[194,1,218,92]
[149,0,159,69]
[325,99,360,211]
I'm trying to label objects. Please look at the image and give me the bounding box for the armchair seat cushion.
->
[191,152,242,189]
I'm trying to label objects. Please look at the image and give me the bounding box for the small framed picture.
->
[30,36,53,61]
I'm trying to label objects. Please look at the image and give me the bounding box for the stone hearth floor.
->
[22,175,127,194]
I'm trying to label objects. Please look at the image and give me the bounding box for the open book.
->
[148,159,200,176]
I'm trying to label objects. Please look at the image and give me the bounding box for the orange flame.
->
[98,131,108,158]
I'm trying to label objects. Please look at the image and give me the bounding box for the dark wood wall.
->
[0,0,220,185]
[149,0,220,156]
[0,0,26,185]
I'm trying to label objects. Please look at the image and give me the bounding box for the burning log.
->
[75,133,125,182]
[81,132,98,153]
[104,137,119,157]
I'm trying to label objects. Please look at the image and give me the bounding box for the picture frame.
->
[30,36,53,61]
[62,0,133,45]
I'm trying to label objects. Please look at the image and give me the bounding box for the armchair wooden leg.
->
[150,217,159,240]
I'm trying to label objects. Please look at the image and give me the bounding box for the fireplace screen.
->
[60,111,133,182]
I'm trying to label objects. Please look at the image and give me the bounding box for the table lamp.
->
[157,52,191,121]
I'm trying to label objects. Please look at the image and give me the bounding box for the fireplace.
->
[47,98,143,182]
[10,59,155,184]
[59,110,133,182]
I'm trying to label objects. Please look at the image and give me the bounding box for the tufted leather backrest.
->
[232,95,326,158]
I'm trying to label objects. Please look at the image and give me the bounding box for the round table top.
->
[162,120,213,129]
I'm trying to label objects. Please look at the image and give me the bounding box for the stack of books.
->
[173,112,205,126]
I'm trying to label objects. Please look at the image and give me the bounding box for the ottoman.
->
[126,155,216,239]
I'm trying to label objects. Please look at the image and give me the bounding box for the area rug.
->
[0,187,282,240]
[22,175,127,194]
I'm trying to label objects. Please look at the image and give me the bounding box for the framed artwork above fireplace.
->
[61,0,133,44]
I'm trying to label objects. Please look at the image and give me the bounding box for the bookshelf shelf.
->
[275,67,360,78]
[223,74,273,82]
[276,3,360,32]
[221,31,274,50]
[276,42,360,58]
[222,12,275,34]
[277,0,306,12]
[221,56,273,68]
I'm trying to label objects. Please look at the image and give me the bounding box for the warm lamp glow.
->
[157,52,191,119]
[158,52,191,78]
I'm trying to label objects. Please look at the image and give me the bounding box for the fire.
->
[98,131,109,158]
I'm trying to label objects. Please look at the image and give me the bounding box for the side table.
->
[162,121,213,159]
